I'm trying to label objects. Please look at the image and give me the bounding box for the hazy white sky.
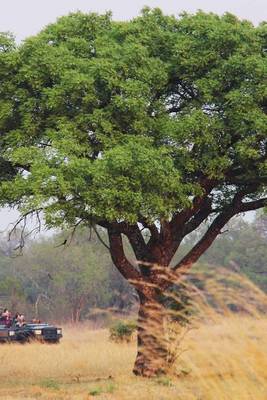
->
[0,0,264,230]
[1,0,266,42]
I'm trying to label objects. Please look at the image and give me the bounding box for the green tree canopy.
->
[0,9,266,226]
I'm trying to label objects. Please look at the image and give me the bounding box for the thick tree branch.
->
[173,208,235,273]
[98,220,148,261]
[225,176,267,186]
[173,192,267,274]
[107,227,141,284]
[170,178,216,236]
[123,224,148,261]
[239,197,267,212]
[182,197,213,237]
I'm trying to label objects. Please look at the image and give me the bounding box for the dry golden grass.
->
[0,270,266,399]
[0,315,266,400]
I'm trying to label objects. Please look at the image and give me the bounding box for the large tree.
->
[0,8,266,376]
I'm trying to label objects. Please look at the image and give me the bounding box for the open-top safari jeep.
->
[0,322,62,343]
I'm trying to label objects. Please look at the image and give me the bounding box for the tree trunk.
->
[35,295,41,319]
[71,308,80,323]
[133,291,168,377]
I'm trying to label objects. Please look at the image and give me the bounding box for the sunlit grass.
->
[0,316,265,399]
[0,270,266,399]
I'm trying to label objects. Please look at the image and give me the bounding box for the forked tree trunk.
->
[133,290,168,377]
[71,307,81,323]
[106,186,264,378]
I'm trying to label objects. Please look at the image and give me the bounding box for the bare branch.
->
[93,225,110,251]
[68,219,84,245]
[7,208,43,254]
[54,239,68,248]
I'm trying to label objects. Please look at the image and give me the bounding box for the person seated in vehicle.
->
[17,313,26,327]
[0,308,7,322]
[12,312,19,326]
[1,309,8,318]
[0,309,8,323]
[32,318,41,324]
[1,309,12,327]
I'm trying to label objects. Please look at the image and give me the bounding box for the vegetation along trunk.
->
[105,203,259,377]
[133,289,168,377]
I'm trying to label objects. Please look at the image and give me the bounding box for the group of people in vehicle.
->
[0,309,26,328]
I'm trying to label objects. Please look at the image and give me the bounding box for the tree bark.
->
[133,289,168,377]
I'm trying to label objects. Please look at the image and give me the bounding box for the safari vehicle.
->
[0,323,62,344]
[25,323,62,343]
[0,324,19,343]
[0,324,31,343]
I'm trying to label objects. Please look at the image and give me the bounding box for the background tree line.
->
[0,212,266,323]
[0,227,136,323]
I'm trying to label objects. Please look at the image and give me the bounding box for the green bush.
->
[39,378,60,390]
[88,387,102,396]
[109,320,137,342]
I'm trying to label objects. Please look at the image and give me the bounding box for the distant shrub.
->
[155,376,174,386]
[88,383,116,396]
[109,320,137,342]
[40,378,60,390]
[105,383,116,393]
[89,387,102,396]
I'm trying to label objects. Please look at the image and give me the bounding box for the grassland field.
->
[0,315,266,400]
